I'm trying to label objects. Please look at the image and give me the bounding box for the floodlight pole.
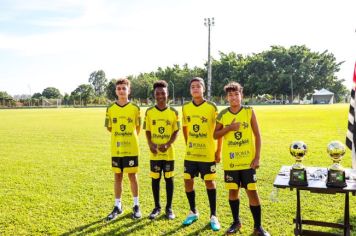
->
[204,17,214,100]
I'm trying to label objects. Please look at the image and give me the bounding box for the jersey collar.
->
[155,105,168,112]
[192,100,206,107]
[115,101,130,108]
[228,106,243,115]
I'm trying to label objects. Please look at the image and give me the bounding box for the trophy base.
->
[326,169,347,188]
[289,168,308,186]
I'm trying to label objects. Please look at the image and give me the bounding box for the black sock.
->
[207,188,217,217]
[186,190,196,213]
[165,177,174,209]
[152,178,161,208]
[229,199,240,223]
[250,205,261,228]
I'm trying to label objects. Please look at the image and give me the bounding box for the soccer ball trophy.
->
[326,141,347,188]
[289,141,308,186]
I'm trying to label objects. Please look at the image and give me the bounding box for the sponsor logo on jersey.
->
[165,164,171,171]
[189,131,208,138]
[230,163,235,168]
[129,160,135,166]
[127,117,133,123]
[193,124,200,132]
[113,118,117,123]
[153,133,170,139]
[188,142,206,149]
[114,131,133,137]
[234,132,242,140]
[228,139,249,147]
[154,165,160,171]
[159,127,165,134]
[120,124,126,131]
[242,122,248,129]
[117,141,130,147]
[201,116,208,123]
[230,152,235,159]
[225,174,233,182]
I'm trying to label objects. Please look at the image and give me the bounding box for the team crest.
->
[210,165,216,173]
[120,124,126,131]
[166,120,171,126]
[152,120,156,125]
[113,118,117,123]
[127,117,133,123]
[165,164,171,171]
[193,124,200,132]
[234,132,242,140]
[242,122,248,129]
[253,174,257,181]
[187,116,191,122]
[129,160,134,166]
[112,160,118,167]
[158,127,165,134]
[201,116,207,123]
[225,175,233,182]
[154,165,160,171]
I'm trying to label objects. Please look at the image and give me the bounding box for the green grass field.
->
[0,104,355,235]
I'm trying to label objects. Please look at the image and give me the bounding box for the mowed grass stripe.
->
[0,104,354,235]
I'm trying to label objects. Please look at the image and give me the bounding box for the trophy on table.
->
[326,141,347,188]
[289,141,308,186]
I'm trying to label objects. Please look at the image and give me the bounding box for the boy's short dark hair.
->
[116,78,131,87]
[153,80,168,90]
[224,82,243,93]
[189,77,205,89]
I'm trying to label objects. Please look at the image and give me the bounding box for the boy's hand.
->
[215,150,221,163]
[229,118,240,131]
[158,143,169,153]
[149,143,158,154]
[250,157,260,169]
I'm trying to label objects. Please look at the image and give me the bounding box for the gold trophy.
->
[289,141,308,186]
[326,141,347,188]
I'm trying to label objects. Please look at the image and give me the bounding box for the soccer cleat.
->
[210,215,221,231]
[149,207,161,219]
[132,205,142,219]
[182,211,199,225]
[253,226,270,236]
[165,208,175,220]
[225,221,242,234]
[106,206,123,221]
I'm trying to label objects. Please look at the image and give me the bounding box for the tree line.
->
[0,45,348,107]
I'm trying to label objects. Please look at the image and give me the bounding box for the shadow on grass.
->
[60,212,142,236]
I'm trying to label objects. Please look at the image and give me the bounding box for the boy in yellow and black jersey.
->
[214,82,270,236]
[143,80,179,220]
[182,77,222,231]
[105,78,142,221]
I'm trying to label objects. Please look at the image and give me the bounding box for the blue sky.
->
[0,0,355,96]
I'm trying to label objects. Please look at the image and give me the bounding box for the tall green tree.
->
[106,79,117,101]
[89,70,107,96]
[71,84,94,106]
[42,87,62,99]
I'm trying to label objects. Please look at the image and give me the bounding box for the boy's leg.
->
[184,178,196,212]
[114,172,124,204]
[164,177,175,219]
[204,180,217,217]
[128,173,142,219]
[229,189,241,224]
[246,190,261,228]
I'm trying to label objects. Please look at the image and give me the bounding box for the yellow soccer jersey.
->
[182,100,217,162]
[216,106,255,170]
[143,106,180,160]
[105,102,141,157]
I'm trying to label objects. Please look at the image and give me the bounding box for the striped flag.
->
[346,62,356,169]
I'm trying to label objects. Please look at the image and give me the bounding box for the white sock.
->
[115,198,121,208]
[133,197,139,206]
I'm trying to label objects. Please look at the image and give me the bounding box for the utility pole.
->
[204,17,214,100]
